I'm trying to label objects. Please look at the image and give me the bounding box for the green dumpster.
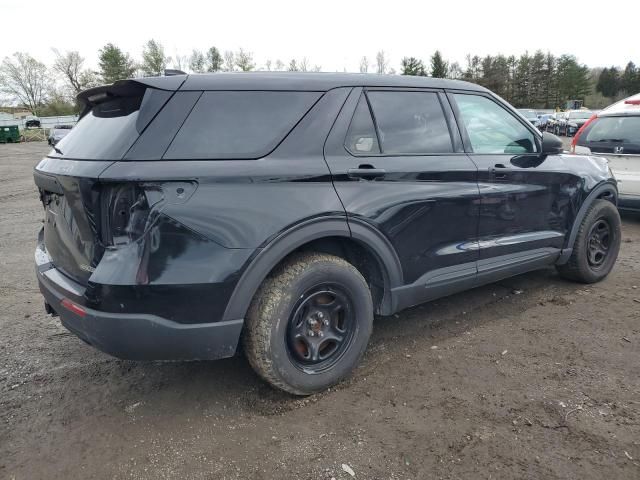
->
[0,125,21,143]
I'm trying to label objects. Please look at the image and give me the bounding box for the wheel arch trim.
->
[221,216,404,322]
[557,181,618,265]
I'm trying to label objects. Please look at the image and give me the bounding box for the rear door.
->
[448,91,581,264]
[324,87,480,301]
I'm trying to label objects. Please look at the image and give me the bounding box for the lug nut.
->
[308,330,314,337]
[323,319,329,326]
[318,312,324,319]
[318,331,324,337]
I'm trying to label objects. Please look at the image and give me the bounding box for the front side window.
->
[366,91,453,154]
[453,94,537,154]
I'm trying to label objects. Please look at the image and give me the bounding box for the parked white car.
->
[572,93,640,213]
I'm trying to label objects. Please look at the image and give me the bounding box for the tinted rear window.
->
[163,91,321,159]
[52,88,170,160]
[367,91,453,154]
[584,116,640,144]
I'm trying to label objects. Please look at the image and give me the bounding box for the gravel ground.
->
[1,142,639,480]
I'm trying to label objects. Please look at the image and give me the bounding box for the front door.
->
[448,92,582,267]
[324,87,480,307]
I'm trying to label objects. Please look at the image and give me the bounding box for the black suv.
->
[34,73,621,395]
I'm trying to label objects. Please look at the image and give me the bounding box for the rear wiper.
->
[53,146,63,155]
[595,138,626,143]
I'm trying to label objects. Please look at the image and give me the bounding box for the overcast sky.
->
[1,0,637,72]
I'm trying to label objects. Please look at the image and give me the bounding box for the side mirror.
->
[541,131,563,155]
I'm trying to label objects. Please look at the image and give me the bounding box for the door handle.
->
[348,164,386,180]
[489,164,510,179]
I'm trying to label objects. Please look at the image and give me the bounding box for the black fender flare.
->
[556,181,618,265]
[221,216,404,322]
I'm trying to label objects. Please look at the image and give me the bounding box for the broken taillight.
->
[100,182,197,247]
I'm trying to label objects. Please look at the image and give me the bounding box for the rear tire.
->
[243,252,373,395]
[557,199,621,283]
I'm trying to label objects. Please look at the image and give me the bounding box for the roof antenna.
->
[164,69,186,76]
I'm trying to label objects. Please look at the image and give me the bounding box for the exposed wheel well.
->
[272,236,388,315]
[597,189,617,205]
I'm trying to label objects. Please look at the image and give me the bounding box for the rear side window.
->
[345,94,380,154]
[453,94,537,154]
[584,116,640,144]
[163,91,321,159]
[367,91,453,154]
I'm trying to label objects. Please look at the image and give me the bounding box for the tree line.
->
[400,50,639,110]
[0,39,638,116]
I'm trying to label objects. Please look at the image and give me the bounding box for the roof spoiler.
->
[76,75,188,118]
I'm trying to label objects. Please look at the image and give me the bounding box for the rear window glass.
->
[53,96,141,160]
[367,91,452,154]
[163,91,321,159]
[52,88,169,160]
[585,116,640,144]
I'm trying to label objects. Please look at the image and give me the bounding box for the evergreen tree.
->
[98,43,136,84]
[189,50,206,73]
[400,57,426,76]
[206,47,223,72]
[596,67,621,98]
[556,55,591,105]
[141,39,169,77]
[430,51,448,78]
[621,62,640,94]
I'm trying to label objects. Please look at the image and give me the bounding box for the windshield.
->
[569,111,592,119]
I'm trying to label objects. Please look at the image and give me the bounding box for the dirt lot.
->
[1,142,639,480]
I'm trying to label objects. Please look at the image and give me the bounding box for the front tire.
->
[557,199,621,283]
[243,252,373,395]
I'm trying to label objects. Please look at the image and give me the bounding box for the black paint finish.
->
[33,73,617,361]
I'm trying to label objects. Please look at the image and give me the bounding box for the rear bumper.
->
[36,247,244,361]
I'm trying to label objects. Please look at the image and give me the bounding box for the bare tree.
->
[299,57,309,72]
[265,59,272,71]
[448,61,463,79]
[359,56,369,73]
[223,51,235,72]
[235,48,255,72]
[0,52,50,116]
[274,59,285,71]
[375,50,388,74]
[172,51,189,72]
[288,59,299,72]
[52,49,97,96]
